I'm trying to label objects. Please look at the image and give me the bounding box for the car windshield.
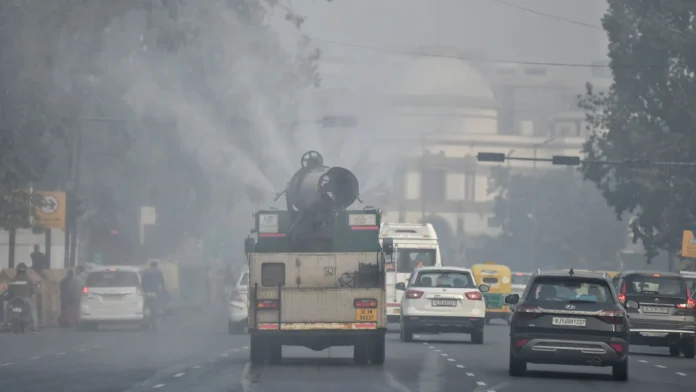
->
[412,271,476,288]
[626,276,686,296]
[238,273,248,288]
[512,274,531,285]
[527,277,614,304]
[395,249,437,273]
[87,271,139,288]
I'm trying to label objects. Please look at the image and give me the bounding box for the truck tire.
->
[471,329,484,344]
[682,342,695,358]
[353,341,369,364]
[268,344,282,364]
[370,335,386,365]
[250,334,267,364]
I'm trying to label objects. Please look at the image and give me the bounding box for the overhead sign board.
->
[682,230,696,258]
[35,191,66,230]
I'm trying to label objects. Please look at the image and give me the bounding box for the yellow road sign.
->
[682,230,696,259]
[35,191,66,230]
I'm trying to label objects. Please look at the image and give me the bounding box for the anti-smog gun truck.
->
[244,151,393,365]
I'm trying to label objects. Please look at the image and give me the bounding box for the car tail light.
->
[609,343,625,353]
[230,289,243,302]
[82,286,89,294]
[354,298,378,308]
[676,298,696,309]
[598,309,625,324]
[406,290,424,299]
[514,338,529,347]
[465,291,482,301]
[515,305,542,320]
[618,282,626,304]
[257,299,279,309]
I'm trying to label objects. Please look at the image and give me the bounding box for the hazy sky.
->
[289,0,609,68]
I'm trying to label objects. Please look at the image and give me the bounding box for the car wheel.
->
[670,345,680,357]
[400,322,413,342]
[508,353,526,377]
[268,344,282,364]
[485,318,491,325]
[471,329,484,344]
[370,335,386,365]
[612,359,628,381]
[682,342,695,358]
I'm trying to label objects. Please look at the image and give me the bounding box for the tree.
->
[480,166,627,271]
[579,1,696,260]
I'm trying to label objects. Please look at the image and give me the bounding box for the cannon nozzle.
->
[286,151,359,211]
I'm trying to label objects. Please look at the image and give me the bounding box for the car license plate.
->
[356,309,377,321]
[393,308,400,315]
[12,307,22,313]
[642,306,669,314]
[432,299,457,307]
[552,317,586,327]
[640,332,668,337]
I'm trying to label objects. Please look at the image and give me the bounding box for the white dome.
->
[399,56,494,99]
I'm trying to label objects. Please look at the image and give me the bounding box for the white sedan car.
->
[397,266,489,344]
[227,266,249,334]
[79,266,145,331]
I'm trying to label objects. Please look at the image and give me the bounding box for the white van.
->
[379,223,442,323]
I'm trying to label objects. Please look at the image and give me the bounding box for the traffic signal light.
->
[551,155,581,166]
[476,152,506,162]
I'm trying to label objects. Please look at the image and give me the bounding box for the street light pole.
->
[531,138,554,270]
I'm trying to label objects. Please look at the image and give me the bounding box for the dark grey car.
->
[506,270,632,381]
[612,271,696,358]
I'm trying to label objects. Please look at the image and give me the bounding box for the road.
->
[1,310,694,392]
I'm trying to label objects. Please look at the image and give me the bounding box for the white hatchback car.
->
[227,266,249,334]
[79,266,145,331]
[397,266,489,343]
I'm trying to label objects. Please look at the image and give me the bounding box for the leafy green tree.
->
[579,0,696,260]
[479,167,627,271]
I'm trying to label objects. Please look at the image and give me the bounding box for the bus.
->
[379,223,442,323]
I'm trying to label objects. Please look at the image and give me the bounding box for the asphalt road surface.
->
[1,310,695,392]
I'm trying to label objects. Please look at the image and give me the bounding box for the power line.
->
[308,36,631,69]
[487,0,603,30]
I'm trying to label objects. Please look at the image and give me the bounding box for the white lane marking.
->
[638,359,648,363]
[153,385,165,389]
[232,349,239,352]
[92,344,100,348]
[456,364,465,368]
[222,353,229,357]
[242,346,249,349]
[173,372,185,378]
[76,348,87,352]
[435,349,441,352]
[476,381,487,386]
[0,363,13,367]
[385,371,412,392]
[193,365,202,369]
[57,352,66,356]
[676,372,687,376]
[428,346,435,349]
[447,358,455,362]
[441,353,448,357]
[29,356,40,360]
[655,365,666,368]
[466,372,475,377]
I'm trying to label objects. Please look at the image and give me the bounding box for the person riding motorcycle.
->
[140,261,167,317]
[6,263,38,332]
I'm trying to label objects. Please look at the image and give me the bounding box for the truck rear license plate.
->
[356,309,377,321]
[552,317,586,327]
[432,299,456,307]
[12,308,22,313]
[642,306,669,314]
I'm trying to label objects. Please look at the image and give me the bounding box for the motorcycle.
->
[6,295,30,334]
[143,292,161,331]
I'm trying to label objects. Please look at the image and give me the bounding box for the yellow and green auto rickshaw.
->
[471,262,513,325]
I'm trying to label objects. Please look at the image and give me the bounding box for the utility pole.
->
[531,138,554,270]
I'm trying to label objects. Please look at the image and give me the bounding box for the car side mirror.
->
[395,282,406,291]
[624,300,639,310]
[382,238,394,256]
[478,284,490,293]
[505,294,520,305]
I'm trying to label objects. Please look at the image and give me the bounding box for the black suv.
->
[506,269,633,381]
[612,271,696,358]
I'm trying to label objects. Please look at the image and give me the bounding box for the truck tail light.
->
[354,298,378,308]
[405,290,424,299]
[257,299,279,309]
